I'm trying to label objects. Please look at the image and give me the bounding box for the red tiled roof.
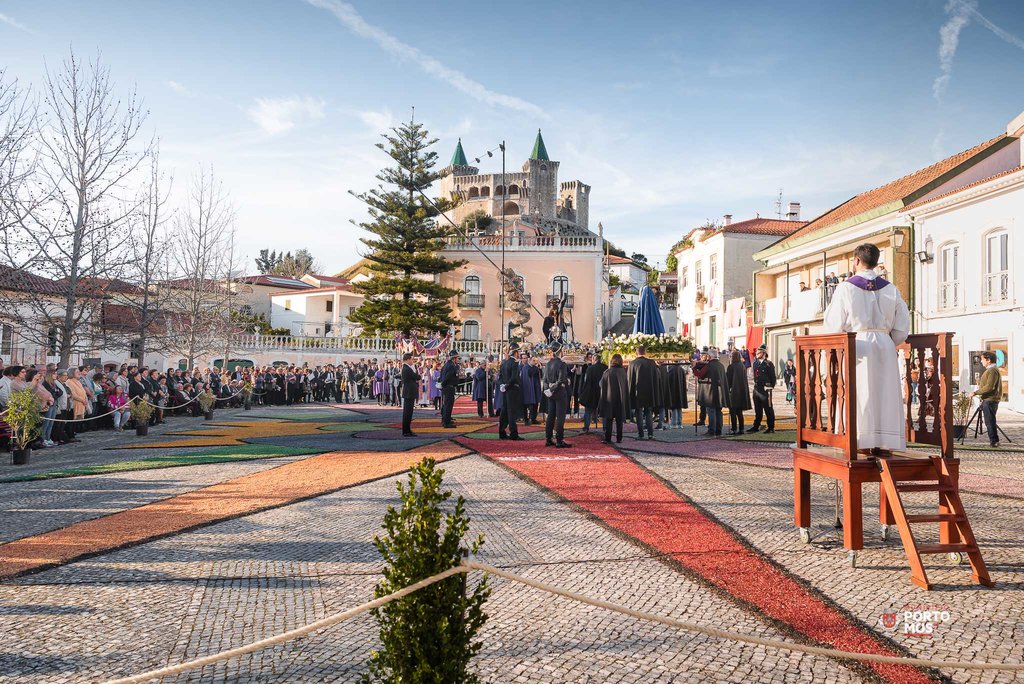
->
[776,134,1012,247]
[0,265,63,295]
[904,164,1024,211]
[606,254,634,264]
[704,217,807,239]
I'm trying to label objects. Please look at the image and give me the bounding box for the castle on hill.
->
[439,130,592,235]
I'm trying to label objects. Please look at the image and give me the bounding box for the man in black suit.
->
[627,345,661,440]
[401,352,420,436]
[542,346,572,448]
[439,350,461,428]
[498,345,523,440]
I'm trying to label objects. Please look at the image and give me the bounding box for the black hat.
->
[449,350,460,358]
[757,344,767,353]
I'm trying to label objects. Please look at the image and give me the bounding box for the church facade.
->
[436,131,610,346]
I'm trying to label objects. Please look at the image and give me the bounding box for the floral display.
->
[600,332,694,362]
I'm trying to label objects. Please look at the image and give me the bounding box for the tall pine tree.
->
[350,117,465,336]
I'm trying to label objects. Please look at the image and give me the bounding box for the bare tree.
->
[0,51,151,367]
[105,145,173,365]
[0,69,37,237]
[164,167,236,369]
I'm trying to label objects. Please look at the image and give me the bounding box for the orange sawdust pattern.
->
[116,419,347,449]
[0,441,468,580]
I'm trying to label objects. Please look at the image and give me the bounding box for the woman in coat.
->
[660,363,689,429]
[598,354,630,444]
[726,350,752,434]
[428,363,442,412]
[471,361,488,417]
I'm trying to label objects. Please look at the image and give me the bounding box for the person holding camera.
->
[974,351,1002,448]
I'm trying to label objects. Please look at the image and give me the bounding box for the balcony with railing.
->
[232,334,493,356]
[442,234,601,252]
[982,271,1009,305]
[938,281,960,311]
[458,293,486,309]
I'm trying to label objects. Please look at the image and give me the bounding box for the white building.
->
[675,214,805,349]
[907,114,1024,409]
[233,275,312,318]
[270,284,365,337]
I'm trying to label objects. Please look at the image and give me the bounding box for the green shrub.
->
[129,397,154,422]
[6,389,41,450]
[363,458,490,684]
[198,390,216,413]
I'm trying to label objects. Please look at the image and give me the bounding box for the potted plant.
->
[129,398,154,436]
[6,388,41,465]
[241,381,254,410]
[952,392,972,439]
[198,390,216,420]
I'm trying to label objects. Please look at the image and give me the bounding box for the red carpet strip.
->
[458,431,933,684]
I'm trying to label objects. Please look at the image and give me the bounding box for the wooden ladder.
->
[878,456,993,590]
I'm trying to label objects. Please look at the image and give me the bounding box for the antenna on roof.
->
[774,188,784,218]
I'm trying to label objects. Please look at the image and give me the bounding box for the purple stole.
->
[846,275,890,291]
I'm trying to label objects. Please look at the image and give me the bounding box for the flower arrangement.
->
[600,332,694,362]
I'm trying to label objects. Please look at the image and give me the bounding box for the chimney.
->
[786,202,801,221]
[723,214,732,226]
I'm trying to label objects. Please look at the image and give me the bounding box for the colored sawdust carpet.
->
[114,419,376,449]
[0,441,468,580]
[457,432,932,684]
[0,445,318,483]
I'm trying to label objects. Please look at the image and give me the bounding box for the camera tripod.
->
[959,401,1012,445]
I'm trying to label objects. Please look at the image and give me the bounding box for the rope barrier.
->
[103,561,1022,683]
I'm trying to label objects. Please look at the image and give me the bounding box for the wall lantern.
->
[889,228,906,249]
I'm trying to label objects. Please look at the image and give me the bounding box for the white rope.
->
[103,561,1022,683]
[102,565,465,684]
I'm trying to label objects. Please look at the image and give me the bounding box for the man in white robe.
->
[822,243,911,451]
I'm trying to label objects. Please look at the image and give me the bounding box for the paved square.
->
[1,400,1021,683]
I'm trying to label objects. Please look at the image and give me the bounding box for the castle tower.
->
[447,138,476,177]
[558,180,591,231]
[522,129,559,219]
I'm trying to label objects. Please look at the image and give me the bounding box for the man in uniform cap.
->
[747,345,777,434]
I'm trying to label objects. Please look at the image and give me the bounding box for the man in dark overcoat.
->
[542,346,572,448]
[498,345,523,440]
[400,353,420,437]
[627,345,662,440]
[579,352,607,433]
[438,350,461,428]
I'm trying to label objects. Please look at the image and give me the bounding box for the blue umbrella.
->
[632,285,665,336]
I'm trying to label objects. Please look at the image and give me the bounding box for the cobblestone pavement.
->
[0,401,1021,682]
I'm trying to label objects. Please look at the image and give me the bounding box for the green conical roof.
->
[530,128,549,161]
[450,138,468,166]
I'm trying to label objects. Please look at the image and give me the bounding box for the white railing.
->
[982,272,1009,305]
[939,281,960,310]
[443,234,600,252]
[232,334,493,356]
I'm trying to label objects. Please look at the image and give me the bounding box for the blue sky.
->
[2,0,1024,273]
